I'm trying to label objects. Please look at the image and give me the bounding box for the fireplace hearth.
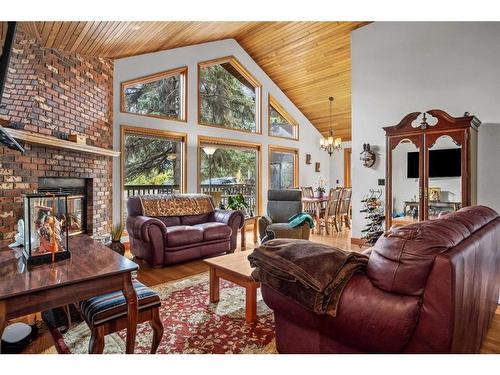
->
[38,177,90,236]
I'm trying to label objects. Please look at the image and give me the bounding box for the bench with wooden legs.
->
[79,281,163,354]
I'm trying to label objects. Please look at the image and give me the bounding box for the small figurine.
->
[37,213,62,255]
[8,219,24,249]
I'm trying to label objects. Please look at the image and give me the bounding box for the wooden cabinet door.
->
[423,129,466,221]
[386,134,425,228]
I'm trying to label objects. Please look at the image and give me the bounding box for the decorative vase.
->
[106,240,125,256]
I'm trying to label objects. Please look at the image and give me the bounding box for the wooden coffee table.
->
[204,251,260,323]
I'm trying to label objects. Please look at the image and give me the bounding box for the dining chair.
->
[318,188,342,234]
[301,186,314,198]
[338,187,352,229]
[301,186,315,217]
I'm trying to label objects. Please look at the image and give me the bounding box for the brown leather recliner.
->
[261,206,500,353]
[126,195,244,267]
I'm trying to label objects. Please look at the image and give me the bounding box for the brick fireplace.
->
[0,30,113,240]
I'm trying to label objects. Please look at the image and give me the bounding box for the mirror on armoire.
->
[391,138,422,226]
[425,135,463,220]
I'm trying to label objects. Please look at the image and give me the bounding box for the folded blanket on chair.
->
[248,239,368,317]
[288,212,315,229]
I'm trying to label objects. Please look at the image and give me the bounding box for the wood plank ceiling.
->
[1,21,368,140]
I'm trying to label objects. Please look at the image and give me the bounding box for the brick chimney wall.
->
[0,30,113,240]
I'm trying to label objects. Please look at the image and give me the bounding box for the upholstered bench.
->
[79,281,163,354]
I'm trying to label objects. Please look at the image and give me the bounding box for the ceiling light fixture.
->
[320,96,342,156]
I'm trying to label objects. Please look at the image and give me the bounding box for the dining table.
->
[301,196,329,231]
[0,235,139,354]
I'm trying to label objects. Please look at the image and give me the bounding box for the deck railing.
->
[200,183,256,213]
[124,184,180,197]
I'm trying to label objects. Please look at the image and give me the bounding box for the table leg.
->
[253,219,258,244]
[245,283,257,323]
[122,273,138,354]
[315,203,321,234]
[209,267,220,303]
[241,224,247,251]
[0,300,5,354]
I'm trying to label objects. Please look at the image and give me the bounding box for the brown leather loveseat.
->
[261,206,500,353]
[126,194,244,267]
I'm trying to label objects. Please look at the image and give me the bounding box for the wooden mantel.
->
[4,127,119,157]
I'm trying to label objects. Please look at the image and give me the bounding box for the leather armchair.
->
[261,206,500,353]
[258,189,310,242]
[126,195,244,267]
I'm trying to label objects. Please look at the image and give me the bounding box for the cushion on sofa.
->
[180,213,214,226]
[166,225,203,247]
[194,222,231,241]
[79,281,161,327]
[266,223,304,239]
[157,216,181,227]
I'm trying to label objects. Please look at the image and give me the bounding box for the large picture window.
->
[269,145,299,190]
[198,136,261,217]
[121,67,187,121]
[198,57,261,133]
[121,126,186,216]
[269,94,298,140]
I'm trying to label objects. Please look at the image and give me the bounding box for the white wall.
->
[351,22,500,238]
[112,39,330,224]
[329,141,352,187]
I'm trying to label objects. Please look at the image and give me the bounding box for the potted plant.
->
[227,193,250,217]
[106,223,125,255]
[315,186,326,198]
[315,176,328,198]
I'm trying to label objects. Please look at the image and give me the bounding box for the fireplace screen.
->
[38,178,88,235]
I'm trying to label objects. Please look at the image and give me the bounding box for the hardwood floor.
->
[13,228,500,353]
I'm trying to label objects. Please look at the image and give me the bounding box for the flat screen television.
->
[407,148,461,178]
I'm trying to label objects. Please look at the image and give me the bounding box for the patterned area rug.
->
[47,273,276,354]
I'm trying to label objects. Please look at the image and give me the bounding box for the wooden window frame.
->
[268,94,299,141]
[268,145,299,189]
[198,56,262,134]
[344,147,352,187]
[120,125,188,219]
[120,66,188,122]
[197,135,262,215]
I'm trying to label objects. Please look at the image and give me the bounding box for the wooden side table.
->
[241,216,259,251]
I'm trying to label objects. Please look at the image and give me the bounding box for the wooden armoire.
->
[384,109,480,229]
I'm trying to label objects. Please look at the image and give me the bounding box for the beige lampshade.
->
[202,146,217,156]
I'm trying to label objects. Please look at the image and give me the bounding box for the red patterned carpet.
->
[48,273,276,354]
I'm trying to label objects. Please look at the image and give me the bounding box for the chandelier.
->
[320,96,342,156]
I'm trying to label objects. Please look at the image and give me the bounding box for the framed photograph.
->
[315,162,320,172]
[305,154,312,165]
[429,187,441,202]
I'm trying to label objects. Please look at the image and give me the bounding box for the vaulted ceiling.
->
[1,21,369,140]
